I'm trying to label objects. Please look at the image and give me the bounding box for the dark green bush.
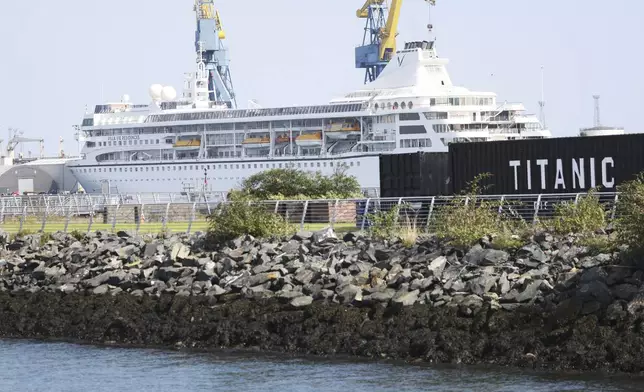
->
[615,173,644,250]
[207,201,294,242]
[552,188,606,235]
[434,174,525,247]
[229,166,362,200]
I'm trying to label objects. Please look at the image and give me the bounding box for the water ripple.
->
[1,340,642,392]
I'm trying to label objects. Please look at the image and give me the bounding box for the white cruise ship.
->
[68,3,550,195]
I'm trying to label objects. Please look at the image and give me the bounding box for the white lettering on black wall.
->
[509,157,616,191]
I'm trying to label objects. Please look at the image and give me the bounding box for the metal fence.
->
[0,192,620,234]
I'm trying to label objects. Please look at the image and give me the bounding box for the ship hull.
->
[68,154,380,194]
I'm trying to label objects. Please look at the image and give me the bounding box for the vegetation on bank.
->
[208,167,362,241]
[203,167,644,250]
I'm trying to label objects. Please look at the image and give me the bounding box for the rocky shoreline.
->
[2,228,644,372]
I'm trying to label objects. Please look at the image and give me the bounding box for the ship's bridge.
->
[331,40,496,107]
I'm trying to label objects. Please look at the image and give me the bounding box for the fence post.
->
[64,204,71,233]
[300,200,309,231]
[135,204,144,234]
[426,196,436,230]
[19,205,27,232]
[497,195,506,215]
[533,194,542,225]
[360,198,371,231]
[610,194,619,221]
[274,200,280,214]
[331,199,339,229]
[40,204,48,233]
[574,193,581,205]
[163,203,171,231]
[111,204,120,232]
[187,202,197,234]
[87,208,94,234]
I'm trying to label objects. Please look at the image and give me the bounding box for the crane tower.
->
[355,0,436,84]
[194,0,237,108]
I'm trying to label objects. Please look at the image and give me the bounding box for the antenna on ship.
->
[593,95,601,127]
[426,0,436,40]
[538,65,546,128]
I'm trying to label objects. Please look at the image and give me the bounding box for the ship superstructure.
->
[68,2,550,195]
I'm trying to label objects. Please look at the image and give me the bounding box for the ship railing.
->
[0,192,621,235]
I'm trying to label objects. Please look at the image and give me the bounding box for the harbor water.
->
[1,340,643,392]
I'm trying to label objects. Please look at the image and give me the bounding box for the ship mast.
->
[194,0,237,109]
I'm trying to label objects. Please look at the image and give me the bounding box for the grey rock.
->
[461,294,484,308]
[290,296,314,308]
[519,244,549,263]
[364,289,397,303]
[498,272,511,295]
[93,284,109,295]
[467,274,497,296]
[503,280,544,303]
[612,284,639,301]
[427,256,447,279]
[336,284,362,304]
[391,289,420,307]
[480,249,509,266]
[248,271,281,287]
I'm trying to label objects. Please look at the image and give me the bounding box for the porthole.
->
[374,103,379,111]
[408,101,414,109]
[393,102,399,110]
[401,101,407,109]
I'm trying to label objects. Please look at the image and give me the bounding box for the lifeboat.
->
[242,136,270,149]
[325,121,361,140]
[295,132,323,147]
[173,138,201,149]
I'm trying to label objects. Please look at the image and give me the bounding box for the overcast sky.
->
[0,0,641,156]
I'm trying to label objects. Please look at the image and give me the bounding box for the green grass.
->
[0,220,359,235]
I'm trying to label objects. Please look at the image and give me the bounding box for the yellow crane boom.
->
[357,0,385,18]
[357,0,436,63]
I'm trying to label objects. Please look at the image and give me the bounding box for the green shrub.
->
[367,204,402,239]
[615,173,644,250]
[69,229,84,241]
[434,174,523,247]
[491,233,524,250]
[366,204,420,247]
[207,201,294,242]
[552,189,606,235]
[578,234,615,256]
[230,166,362,201]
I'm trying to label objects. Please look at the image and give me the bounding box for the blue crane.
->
[194,0,237,108]
[355,0,436,84]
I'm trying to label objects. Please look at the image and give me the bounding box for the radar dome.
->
[161,86,177,101]
[149,84,163,101]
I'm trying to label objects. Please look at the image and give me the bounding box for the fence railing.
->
[0,192,620,235]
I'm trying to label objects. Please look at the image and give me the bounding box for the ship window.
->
[408,102,413,109]
[350,162,354,167]
[241,164,245,169]
[317,163,320,167]
[401,102,406,109]
[374,103,379,110]
[254,164,257,168]
[357,162,360,167]
[330,162,333,167]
